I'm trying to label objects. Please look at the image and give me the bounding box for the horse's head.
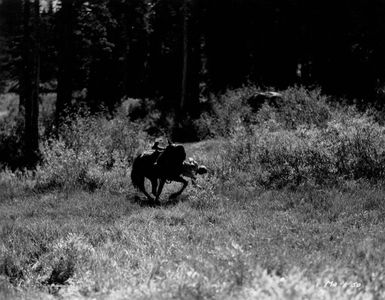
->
[181,158,208,180]
[197,165,208,175]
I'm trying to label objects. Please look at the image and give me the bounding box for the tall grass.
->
[1,186,384,299]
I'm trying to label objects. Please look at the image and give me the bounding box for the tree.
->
[168,0,203,141]
[56,0,74,129]
[21,0,40,167]
[0,0,23,92]
[180,0,201,118]
[76,0,118,112]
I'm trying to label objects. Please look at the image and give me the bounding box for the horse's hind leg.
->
[150,178,158,196]
[136,177,155,202]
[155,178,166,204]
[142,189,155,203]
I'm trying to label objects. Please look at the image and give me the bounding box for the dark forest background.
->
[1,0,385,168]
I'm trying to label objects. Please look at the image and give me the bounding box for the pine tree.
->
[21,0,40,168]
[56,0,74,129]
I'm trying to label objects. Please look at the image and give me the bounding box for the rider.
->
[151,141,165,152]
[152,140,186,179]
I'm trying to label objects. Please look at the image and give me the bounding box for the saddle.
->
[151,141,186,179]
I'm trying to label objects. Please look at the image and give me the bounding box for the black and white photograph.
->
[1,0,385,299]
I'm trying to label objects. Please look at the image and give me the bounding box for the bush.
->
[36,113,148,191]
[0,110,24,170]
[255,86,332,129]
[217,111,385,188]
[209,86,257,137]
[59,113,144,164]
[195,86,332,140]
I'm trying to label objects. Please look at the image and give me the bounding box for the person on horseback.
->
[151,141,165,152]
[153,140,186,185]
[131,139,206,205]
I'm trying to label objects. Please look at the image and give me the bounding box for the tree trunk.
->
[55,0,73,130]
[180,0,200,118]
[22,0,40,168]
[173,0,201,141]
[20,0,31,113]
[180,1,189,115]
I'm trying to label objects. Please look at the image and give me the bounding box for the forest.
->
[1,0,385,168]
[2,1,385,299]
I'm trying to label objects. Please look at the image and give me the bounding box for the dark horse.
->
[131,141,188,205]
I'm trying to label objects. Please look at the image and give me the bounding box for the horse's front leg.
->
[155,178,166,204]
[139,184,155,202]
[190,177,203,188]
[169,177,188,199]
[150,178,158,196]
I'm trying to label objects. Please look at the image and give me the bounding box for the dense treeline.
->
[2,0,385,101]
[1,0,385,167]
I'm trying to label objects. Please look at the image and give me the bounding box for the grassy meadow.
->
[1,87,385,299]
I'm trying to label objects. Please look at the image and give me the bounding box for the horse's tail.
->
[131,154,144,190]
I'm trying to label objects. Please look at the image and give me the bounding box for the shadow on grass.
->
[130,194,190,208]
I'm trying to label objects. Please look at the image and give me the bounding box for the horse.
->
[131,141,207,205]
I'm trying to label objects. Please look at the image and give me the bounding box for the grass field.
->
[1,139,384,300]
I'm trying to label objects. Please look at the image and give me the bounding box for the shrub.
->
[213,87,258,136]
[36,113,148,191]
[255,86,332,129]
[218,112,385,188]
[59,113,146,165]
[0,112,24,170]
[189,86,258,139]
[120,97,168,136]
[197,86,332,140]
[0,92,58,169]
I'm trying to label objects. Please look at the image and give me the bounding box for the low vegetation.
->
[1,86,385,299]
